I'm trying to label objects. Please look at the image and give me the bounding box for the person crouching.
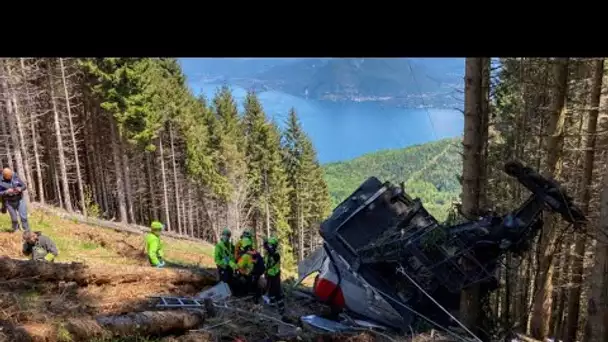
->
[22,231,58,262]
[146,221,165,268]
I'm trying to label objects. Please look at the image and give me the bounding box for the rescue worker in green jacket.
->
[22,231,58,262]
[145,221,165,268]
[214,228,237,287]
[234,228,253,261]
[235,237,265,302]
[263,236,284,314]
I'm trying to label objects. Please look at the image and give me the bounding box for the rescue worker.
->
[234,228,253,260]
[263,236,284,314]
[145,221,165,268]
[0,168,30,232]
[235,237,265,303]
[22,231,58,262]
[214,228,237,287]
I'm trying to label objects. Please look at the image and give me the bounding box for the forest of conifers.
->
[2,57,608,342]
[457,58,607,342]
[0,58,331,271]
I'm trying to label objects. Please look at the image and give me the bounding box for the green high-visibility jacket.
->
[145,232,164,266]
[214,240,236,269]
[264,252,281,277]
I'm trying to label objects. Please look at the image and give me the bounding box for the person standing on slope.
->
[236,237,265,303]
[214,228,237,287]
[146,221,165,268]
[0,168,30,233]
[22,231,58,262]
[263,236,284,314]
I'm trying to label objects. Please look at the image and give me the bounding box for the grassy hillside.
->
[323,138,462,222]
[0,209,216,341]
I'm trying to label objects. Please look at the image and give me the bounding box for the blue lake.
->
[192,82,464,164]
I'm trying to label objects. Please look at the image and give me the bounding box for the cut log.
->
[0,257,216,287]
[67,310,207,339]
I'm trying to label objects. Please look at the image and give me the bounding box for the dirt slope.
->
[0,209,217,342]
[0,208,453,342]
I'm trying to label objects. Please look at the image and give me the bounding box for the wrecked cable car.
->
[297,161,586,333]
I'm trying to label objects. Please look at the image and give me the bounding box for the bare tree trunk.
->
[564,59,603,342]
[181,184,187,236]
[1,70,29,205]
[159,135,171,231]
[59,58,86,215]
[459,57,485,334]
[121,140,134,223]
[145,152,158,220]
[169,122,182,234]
[48,60,72,211]
[583,168,608,342]
[188,185,194,237]
[109,118,127,222]
[265,198,271,237]
[5,64,33,204]
[20,58,44,204]
[298,189,304,261]
[531,58,569,340]
[0,106,14,170]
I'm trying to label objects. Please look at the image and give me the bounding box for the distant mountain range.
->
[180,58,464,109]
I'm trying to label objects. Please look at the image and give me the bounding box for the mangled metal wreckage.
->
[297,160,586,333]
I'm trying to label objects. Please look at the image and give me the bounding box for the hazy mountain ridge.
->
[181,58,464,108]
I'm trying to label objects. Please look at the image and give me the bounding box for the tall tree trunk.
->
[531,57,569,341]
[169,122,182,234]
[121,140,134,223]
[109,118,127,222]
[145,152,158,220]
[181,185,187,236]
[564,59,603,342]
[48,60,72,211]
[1,69,29,205]
[59,58,86,215]
[5,64,33,204]
[583,168,608,342]
[0,105,14,170]
[298,188,304,261]
[265,198,271,237]
[159,135,171,231]
[459,57,485,335]
[20,58,44,204]
[188,185,194,237]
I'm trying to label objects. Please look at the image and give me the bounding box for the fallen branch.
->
[0,257,216,288]
[67,310,208,339]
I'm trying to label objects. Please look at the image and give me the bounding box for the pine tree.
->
[243,91,268,240]
[266,120,295,273]
[211,86,247,233]
[283,108,325,260]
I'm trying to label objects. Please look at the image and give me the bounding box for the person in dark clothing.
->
[235,237,265,303]
[22,231,59,262]
[0,168,30,232]
[263,236,284,314]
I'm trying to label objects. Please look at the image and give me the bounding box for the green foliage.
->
[282,109,331,259]
[83,186,101,218]
[323,138,462,221]
[208,86,246,201]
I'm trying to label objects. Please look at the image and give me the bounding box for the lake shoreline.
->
[192,82,464,164]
